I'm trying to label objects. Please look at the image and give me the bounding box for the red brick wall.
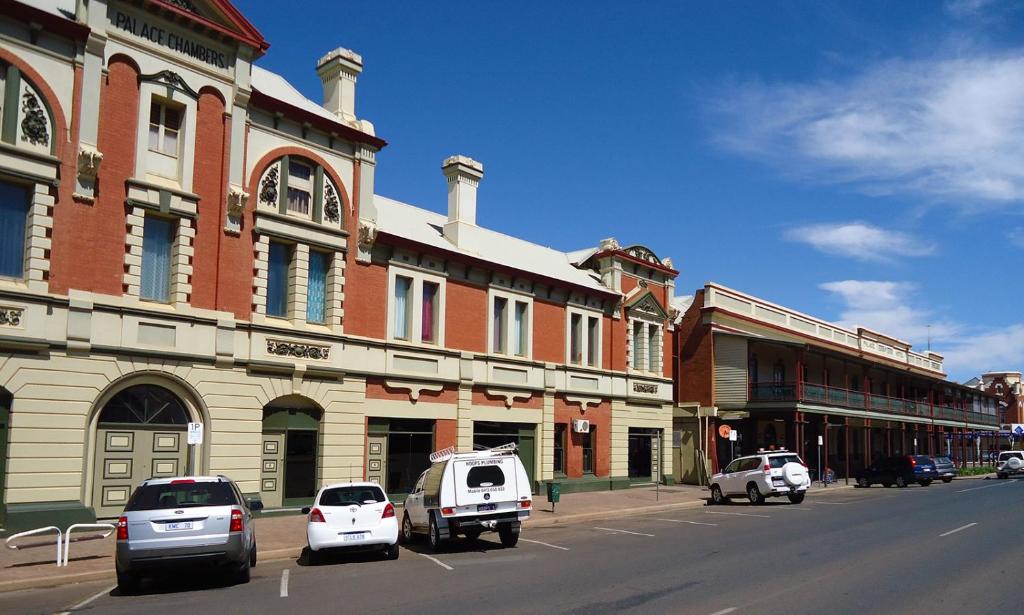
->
[435,419,457,450]
[50,56,139,296]
[189,89,230,313]
[471,388,543,409]
[554,397,610,478]
[444,278,487,353]
[533,298,564,363]
[342,260,388,339]
[675,289,713,405]
[365,379,458,404]
[606,314,626,371]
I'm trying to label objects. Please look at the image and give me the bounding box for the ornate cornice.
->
[266,339,330,360]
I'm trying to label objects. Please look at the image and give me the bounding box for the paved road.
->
[4,478,1021,615]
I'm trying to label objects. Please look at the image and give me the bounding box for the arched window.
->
[98,384,189,426]
[256,155,344,227]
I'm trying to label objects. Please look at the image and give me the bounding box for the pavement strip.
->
[519,538,570,551]
[708,608,738,615]
[279,569,289,598]
[417,552,454,571]
[57,583,115,615]
[939,522,978,538]
[593,527,655,537]
[954,482,1010,494]
[703,511,770,519]
[655,518,718,526]
[811,500,852,505]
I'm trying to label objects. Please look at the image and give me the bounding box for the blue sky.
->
[236,0,1024,380]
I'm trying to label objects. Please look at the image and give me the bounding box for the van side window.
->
[467,465,505,488]
[413,471,427,493]
[422,462,446,507]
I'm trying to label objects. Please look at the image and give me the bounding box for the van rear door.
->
[453,457,518,506]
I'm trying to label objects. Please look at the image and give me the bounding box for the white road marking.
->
[520,538,570,551]
[279,569,289,598]
[704,511,770,519]
[656,518,718,526]
[594,527,655,537]
[772,505,813,511]
[57,583,115,615]
[709,608,738,615]
[811,500,852,505]
[940,522,977,537]
[418,551,454,570]
[955,482,1010,493]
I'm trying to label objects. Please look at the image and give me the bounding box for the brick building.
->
[966,371,1023,427]
[0,0,677,530]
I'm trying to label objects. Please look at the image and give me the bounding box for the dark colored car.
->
[930,456,956,483]
[856,455,937,488]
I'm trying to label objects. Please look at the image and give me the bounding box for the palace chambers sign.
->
[110,7,233,72]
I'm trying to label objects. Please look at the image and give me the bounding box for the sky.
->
[235,0,1024,381]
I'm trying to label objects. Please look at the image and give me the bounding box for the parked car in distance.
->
[996,451,1024,479]
[931,456,956,483]
[115,476,261,593]
[856,455,936,488]
[402,444,532,551]
[709,449,811,505]
[303,482,399,564]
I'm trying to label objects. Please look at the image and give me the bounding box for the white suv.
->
[710,450,811,505]
[996,451,1024,479]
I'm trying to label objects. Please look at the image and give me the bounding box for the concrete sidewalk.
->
[0,484,710,592]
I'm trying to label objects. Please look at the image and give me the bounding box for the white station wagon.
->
[303,482,399,564]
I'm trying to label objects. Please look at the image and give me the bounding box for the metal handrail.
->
[4,526,62,567]
[63,523,115,567]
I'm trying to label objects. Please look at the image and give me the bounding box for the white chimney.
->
[316,47,363,123]
[442,155,484,247]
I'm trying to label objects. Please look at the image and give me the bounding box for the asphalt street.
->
[3,478,1021,615]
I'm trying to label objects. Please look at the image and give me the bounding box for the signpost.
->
[817,435,824,488]
[187,422,203,476]
[729,429,737,461]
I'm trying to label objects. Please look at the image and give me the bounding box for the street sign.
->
[187,422,203,445]
[1014,424,1024,436]
[718,424,732,439]
[728,430,738,442]
[817,435,823,446]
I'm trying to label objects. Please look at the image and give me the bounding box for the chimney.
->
[442,155,484,247]
[316,47,363,123]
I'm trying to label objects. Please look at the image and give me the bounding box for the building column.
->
[844,417,850,484]
[864,419,872,467]
[822,414,830,483]
[540,365,556,482]
[456,353,474,452]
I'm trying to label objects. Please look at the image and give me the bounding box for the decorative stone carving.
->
[77,144,103,179]
[20,91,49,147]
[383,379,446,403]
[323,181,340,223]
[139,70,199,99]
[358,218,378,246]
[662,257,674,269]
[0,307,23,327]
[623,245,663,266]
[227,185,249,214]
[166,0,198,12]
[599,237,620,251]
[266,339,330,360]
[259,165,279,205]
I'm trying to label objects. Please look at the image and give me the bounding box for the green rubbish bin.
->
[546,482,561,511]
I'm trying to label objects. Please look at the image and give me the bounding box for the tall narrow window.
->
[421,281,439,343]
[569,313,583,364]
[0,181,30,279]
[286,160,312,216]
[647,324,659,372]
[586,316,599,367]
[306,251,328,323]
[148,100,181,157]
[140,216,174,302]
[632,321,645,369]
[553,424,567,476]
[582,426,595,474]
[393,275,412,339]
[513,301,528,356]
[267,241,291,317]
[493,296,508,353]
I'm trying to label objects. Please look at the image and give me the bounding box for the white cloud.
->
[945,0,999,17]
[711,53,1024,208]
[1009,226,1024,248]
[939,324,1024,378]
[784,222,934,262]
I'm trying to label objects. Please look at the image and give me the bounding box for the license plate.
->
[165,521,193,531]
[342,533,366,542]
[477,503,497,512]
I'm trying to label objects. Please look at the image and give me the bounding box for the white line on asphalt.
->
[520,538,570,551]
[594,527,655,537]
[955,482,1010,493]
[709,608,738,615]
[811,500,851,505]
[939,522,978,537]
[656,518,718,526]
[771,506,813,511]
[418,552,454,570]
[280,569,289,598]
[57,583,116,615]
[704,511,770,519]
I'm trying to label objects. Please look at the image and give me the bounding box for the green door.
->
[262,407,321,508]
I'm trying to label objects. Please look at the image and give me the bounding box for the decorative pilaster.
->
[290,243,310,322]
[171,218,194,305]
[456,352,475,452]
[252,235,270,314]
[326,250,345,330]
[123,206,145,296]
[25,183,53,292]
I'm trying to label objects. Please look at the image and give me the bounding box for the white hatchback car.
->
[303,482,399,564]
[710,449,811,505]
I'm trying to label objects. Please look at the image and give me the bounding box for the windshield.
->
[933,457,952,464]
[319,486,386,506]
[999,452,1023,460]
[126,481,236,511]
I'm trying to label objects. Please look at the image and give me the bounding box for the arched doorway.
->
[91,384,190,518]
[261,397,322,509]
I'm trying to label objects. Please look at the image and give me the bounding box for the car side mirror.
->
[301,507,311,515]
[248,499,264,512]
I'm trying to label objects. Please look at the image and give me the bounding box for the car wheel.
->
[116,570,139,595]
[997,473,1007,480]
[464,528,482,541]
[882,482,892,488]
[384,542,400,560]
[942,477,953,483]
[787,492,805,504]
[857,477,870,488]
[710,484,727,505]
[746,483,765,505]
[428,513,444,552]
[498,524,519,548]
[401,512,416,544]
[895,476,907,488]
[250,541,257,568]
[234,554,251,584]
[307,546,321,566]
[919,480,931,487]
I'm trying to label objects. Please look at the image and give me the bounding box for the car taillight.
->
[763,463,771,473]
[308,507,326,523]
[382,503,395,519]
[116,516,128,541]
[229,508,244,532]
[519,500,531,509]
[441,507,455,516]
[171,479,195,484]
[909,457,916,467]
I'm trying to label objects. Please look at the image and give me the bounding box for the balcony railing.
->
[748,381,998,426]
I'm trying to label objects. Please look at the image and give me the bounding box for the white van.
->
[401,444,532,551]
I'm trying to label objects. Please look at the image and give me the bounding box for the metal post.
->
[844,418,850,486]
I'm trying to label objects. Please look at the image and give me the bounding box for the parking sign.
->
[187,422,203,445]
